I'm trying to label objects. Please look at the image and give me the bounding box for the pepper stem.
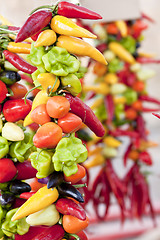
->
[29,4,57,15]
[0,27,17,35]
[24,84,41,104]
[48,76,58,97]
[73,183,87,188]
[69,234,80,240]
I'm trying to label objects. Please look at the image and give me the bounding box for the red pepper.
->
[32,225,65,240]
[20,73,33,84]
[69,230,88,240]
[13,198,26,208]
[19,192,36,199]
[142,107,160,112]
[123,142,133,166]
[104,94,114,124]
[152,112,160,119]
[0,80,8,103]
[8,26,20,31]
[3,99,32,122]
[126,72,136,86]
[15,10,52,42]
[56,198,86,220]
[15,226,50,240]
[139,95,160,105]
[139,151,152,165]
[65,93,105,137]
[96,43,108,53]
[136,115,147,140]
[110,128,139,139]
[57,1,102,19]
[141,12,155,23]
[137,57,160,64]
[31,30,43,41]
[16,160,37,180]
[3,50,37,74]
[0,158,17,183]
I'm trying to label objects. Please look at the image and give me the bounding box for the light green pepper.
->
[9,132,35,162]
[42,46,80,76]
[108,58,124,73]
[115,103,125,120]
[61,74,82,96]
[120,36,136,54]
[0,136,9,158]
[29,149,54,179]
[2,208,29,237]
[52,134,87,177]
[123,88,138,105]
[94,103,107,122]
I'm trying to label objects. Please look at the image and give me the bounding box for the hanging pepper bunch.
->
[0,2,107,240]
[78,15,159,223]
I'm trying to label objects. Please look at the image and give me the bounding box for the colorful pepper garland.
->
[78,16,160,223]
[0,2,107,240]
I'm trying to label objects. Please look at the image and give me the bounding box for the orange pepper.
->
[63,215,89,234]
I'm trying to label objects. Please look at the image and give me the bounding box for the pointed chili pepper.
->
[104,94,114,124]
[10,180,31,195]
[56,198,86,220]
[3,50,37,74]
[57,1,102,19]
[136,115,147,140]
[137,56,160,64]
[15,10,52,42]
[57,182,84,203]
[65,92,106,137]
[139,151,153,165]
[110,128,139,139]
[47,172,64,189]
[19,192,36,199]
[139,95,160,105]
[123,142,133,166]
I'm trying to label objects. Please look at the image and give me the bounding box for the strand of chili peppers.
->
[0,2,107,240]
[78,14,160,225]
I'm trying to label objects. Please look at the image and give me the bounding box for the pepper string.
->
[77,15,160,224]
[0,2,107,240]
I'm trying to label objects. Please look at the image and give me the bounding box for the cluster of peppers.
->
[0,2,107,240]
[77,15,160,222]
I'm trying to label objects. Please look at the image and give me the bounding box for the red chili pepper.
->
[31,30,42,41]
[139,151,153,165]
[16,160,37,180]
[32,224,65,240]
[96,43,108,53]
[142,107,160,112]
[15,226,50,240]
[104,94,114,124]
[19,192,36,199]
[3,99,32,122]
[139,95,160,105]
[57,1,102,19]
[56,198,86,220]
[3,50,37,74]
[15,10,52,42]
[0,158,17,183]
[110,128,139,139]
[0,80,8,103]
[126,72,136,86]
[13,198,26,208]
[152,112,160,119]
[123,142,133,166]
[20,73,33,84]
[136,115,147,140]
[137,57,160,64]
[141,12,155,23]
[65,93,105,137]
[8,26,20,31]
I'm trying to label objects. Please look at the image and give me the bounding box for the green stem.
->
[29,4,57,15]
[73,183,87,188]
[24,84,41,104]
[69,234,80,240]
[48,76,58,97]
[0,28,16,35]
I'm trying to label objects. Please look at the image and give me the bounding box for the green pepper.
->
[61,74,82,96]
[0,206,6,238]
[29,149,54,179]
[123,88,138,105]
[115,103,125,120]
[52,134,87,177]
[94,103,107,122]
[108,58,124,73]
[0,71,21,85]
[27,43,46,73]
[31,69,43,89]
[2,208,29,237]
[0,136,9,158]
[42,46,80,76]
[9,132,35,162]
[120,36,136,54]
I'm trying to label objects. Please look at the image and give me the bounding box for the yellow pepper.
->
[51,15,97,39]
[34,29,57,48]
[109,42,136,64]
[115,20,128,37]
[113,96,126,104]
[7,42,31,54]
[56,35,107,65]
[90,97,104,110]
[83,83,110,95]
[23,90,50,127]
[103,136,121,148]
[83,154,105,168]
[104,73,118,85]
[37,73,60,92]
[139,140,158,151]
[88,146,103,157]
[12,186,59,221]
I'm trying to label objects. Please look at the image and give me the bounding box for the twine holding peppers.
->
[0,2,107,240]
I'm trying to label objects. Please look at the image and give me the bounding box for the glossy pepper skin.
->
[15,10,52,42]
[16,161,37,180]
[0,71,21,85]
[3,99,32,122]
[11,186,59,221]
[32,224,65,240]
[51,15,97,39]
[10,180,31,195]
[57,35,107,65]
[0,158,17,183]
[57,1,102,19]
[65,93,106,137]
[0,80,8,103]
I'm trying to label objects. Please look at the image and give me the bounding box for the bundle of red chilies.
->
[0,2,109,240]
[76,15,160,224]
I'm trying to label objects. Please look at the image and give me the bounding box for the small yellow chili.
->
[37,73,60,92]
[83,154,105,169]
[7,42,31,54]
[34,29,57,48]
[115,20,128,37]
[83,83,110,95]
[12,186,59,221]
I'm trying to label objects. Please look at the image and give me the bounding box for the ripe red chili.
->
[3,99,32,122]
[58,112,82,133]
[0,158,17,183]
[16,161,37,180]
[9,82,28,100]
[0,80,8,103]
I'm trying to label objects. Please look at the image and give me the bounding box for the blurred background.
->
[0,0,160,239]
